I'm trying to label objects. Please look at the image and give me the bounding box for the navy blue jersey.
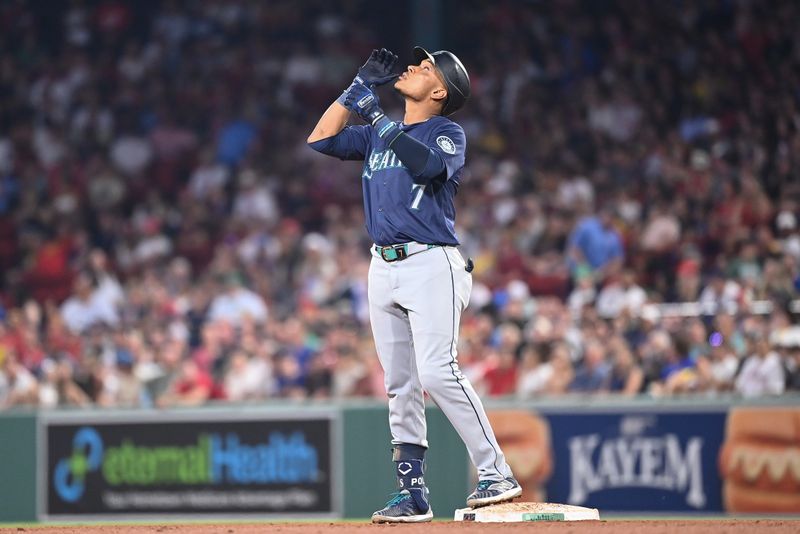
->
[326,116,466,246]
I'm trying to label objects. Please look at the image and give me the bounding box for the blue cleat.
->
[371,489,433,523]
[466,477,522,508]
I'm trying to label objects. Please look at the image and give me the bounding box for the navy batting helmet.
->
[413,46,470,116]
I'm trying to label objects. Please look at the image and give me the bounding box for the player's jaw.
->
[394,62,446,103]
[393,67,413,92]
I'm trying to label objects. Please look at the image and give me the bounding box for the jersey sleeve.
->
[309,125,371,161]
[426,120,466,181]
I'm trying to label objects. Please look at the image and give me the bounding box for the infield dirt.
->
[1,520,797,534]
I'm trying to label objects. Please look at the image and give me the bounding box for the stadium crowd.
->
[1,0,799,409]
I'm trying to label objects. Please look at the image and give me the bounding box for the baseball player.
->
[308,47,520,523]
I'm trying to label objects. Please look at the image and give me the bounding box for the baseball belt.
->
[374,242,439,262]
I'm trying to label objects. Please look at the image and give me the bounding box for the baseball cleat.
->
[466,477,522,508]
[371,489,433,523]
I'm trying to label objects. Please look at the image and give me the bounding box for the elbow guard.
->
[388,131,446,181]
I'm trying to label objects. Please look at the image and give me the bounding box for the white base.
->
[454,501,600,522]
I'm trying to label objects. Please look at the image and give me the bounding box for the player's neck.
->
[403,101,438,125]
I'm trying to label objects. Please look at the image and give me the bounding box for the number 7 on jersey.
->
[411,184,426,210]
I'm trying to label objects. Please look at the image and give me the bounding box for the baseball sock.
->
[394,443,426,461]
[393,444,429,512]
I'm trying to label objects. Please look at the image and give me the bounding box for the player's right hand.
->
[355,48,399,87]
[344,82,386,126]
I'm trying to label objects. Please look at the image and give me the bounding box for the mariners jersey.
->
[325,116,466,246]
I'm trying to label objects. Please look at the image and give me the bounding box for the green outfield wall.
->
[2,396,798,522]
[0,410,37,522]
[0,402,468,522]
[341,404,469,518]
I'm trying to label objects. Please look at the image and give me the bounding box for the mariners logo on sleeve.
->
[436,136,456,154]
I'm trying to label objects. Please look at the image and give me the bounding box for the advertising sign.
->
[40,410,338,519]
[718,407,800,514]
[544,411,727,512]
[489,407,730,512]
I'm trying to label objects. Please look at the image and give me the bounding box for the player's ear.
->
[431,87,447,104]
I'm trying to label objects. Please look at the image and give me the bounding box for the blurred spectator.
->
[735,332,786,397]
[605,342,644,396]
[331,347,367,398]
[0,352,38,408]
[38,359,92,408]
[483,348,518,396]
[714,314,748,358]
[545,344,574,395]
[685,319,709,362]
[483,323,522,395]
[86,157,126,211]
[695,342,739,393]
[216,107,257,166]
[95,347,143,407]
[305,353,332,398]
[223,349,270,402]
[567,207,624,282]
[188,147,229,202]
[516,345,552,399]
[658,335,697,394]
[231,169,278,225]
[60,272,119,334]
[596,270,647,319]
[567,269,596,316]
[570,340,611,393]
[22,229,74,303]
[699,272,743,313]
[208,274,268,325]
[87,249,124,310]
[110,131,153,178]
[156,358,213,407]
[640,205,681,254]
[297,233,338,305]
[274,350,306,398]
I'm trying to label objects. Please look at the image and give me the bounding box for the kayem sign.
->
[489,408,729,512]
[545,411,728,511]
[559,414,715,510]
[40,410,338,519]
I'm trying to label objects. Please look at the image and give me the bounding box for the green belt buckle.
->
[378,244,417,262]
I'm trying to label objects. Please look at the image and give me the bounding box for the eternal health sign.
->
[40,410,338,518]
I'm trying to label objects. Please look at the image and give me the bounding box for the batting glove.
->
[344,83,386,125]
[344,83,402,143]
[336,48,398,107]
[356,48,399,87]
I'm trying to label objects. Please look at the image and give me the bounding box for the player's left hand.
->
[344,83,386,126]
[356,48,399,87]
[336,48,398,108]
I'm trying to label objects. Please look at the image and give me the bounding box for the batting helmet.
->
[413,46,470,116]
